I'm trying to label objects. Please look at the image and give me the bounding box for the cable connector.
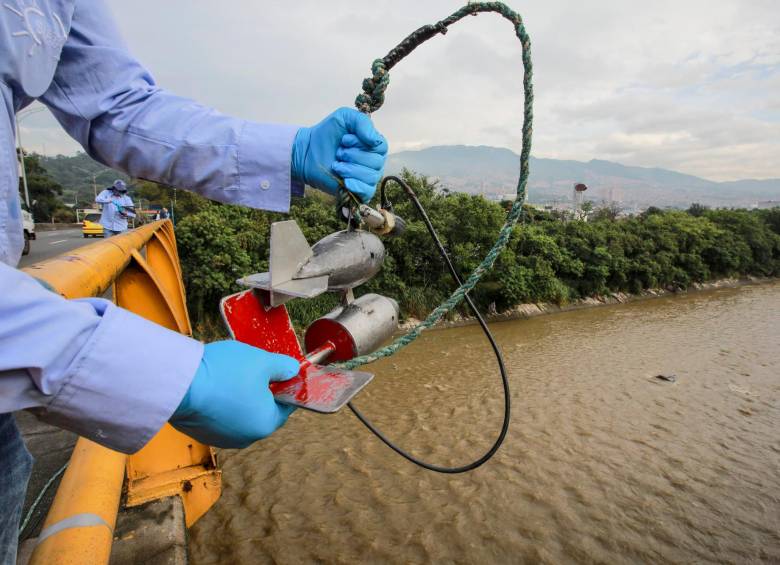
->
[358,204,406,237]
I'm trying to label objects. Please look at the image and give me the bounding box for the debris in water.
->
[654,374,677,383]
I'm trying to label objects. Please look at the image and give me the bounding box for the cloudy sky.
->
[18,0,780,181]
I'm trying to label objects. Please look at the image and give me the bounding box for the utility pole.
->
[15,118,30,208]
[15,106,46,208]
[73,165,105,203]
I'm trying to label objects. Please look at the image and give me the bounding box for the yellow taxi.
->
[82,212,104,238]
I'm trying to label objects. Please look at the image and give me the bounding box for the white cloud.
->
[19,0,780,181]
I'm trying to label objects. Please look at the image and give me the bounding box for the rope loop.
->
[338,2,533,369]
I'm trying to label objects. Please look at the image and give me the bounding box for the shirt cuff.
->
[35,300,203,454]
[237,121,301,213]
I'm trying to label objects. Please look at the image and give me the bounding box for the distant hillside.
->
[386,145,780,208]
[38,147,780,209]
[38,152,130,204]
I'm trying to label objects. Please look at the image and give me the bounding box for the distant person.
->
[95,180,136,237]
[159,207,170,220]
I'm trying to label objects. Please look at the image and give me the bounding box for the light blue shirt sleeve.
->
[0,0,304,452]
[94,189,113,204]
[40,0,303,212]
[0,263,203,453]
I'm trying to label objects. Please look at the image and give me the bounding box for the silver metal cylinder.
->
[304,293,400,360]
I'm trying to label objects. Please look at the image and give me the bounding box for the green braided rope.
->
[338,2,533,370]
[18,462,68,536]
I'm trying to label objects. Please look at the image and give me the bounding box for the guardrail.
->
[22,220,221,564]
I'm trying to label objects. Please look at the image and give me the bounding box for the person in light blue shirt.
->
[95,179,136,236]
[0,1,387,561]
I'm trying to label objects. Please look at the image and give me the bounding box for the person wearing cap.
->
[0,1,387,561]
[95,180,136,236]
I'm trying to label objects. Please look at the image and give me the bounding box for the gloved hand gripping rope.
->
[338,2,534,473]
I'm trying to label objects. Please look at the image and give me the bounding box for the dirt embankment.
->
[399,276,776,331]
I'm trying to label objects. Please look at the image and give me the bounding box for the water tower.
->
[573,183,588,217]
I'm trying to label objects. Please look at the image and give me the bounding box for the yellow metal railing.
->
[22,220,221,564]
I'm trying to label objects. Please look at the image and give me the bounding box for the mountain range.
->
[38,147,780,209]
[386,145,780,208]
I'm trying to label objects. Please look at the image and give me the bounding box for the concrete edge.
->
[17,496,188,565]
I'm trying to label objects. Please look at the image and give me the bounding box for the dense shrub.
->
[174,170,780,336]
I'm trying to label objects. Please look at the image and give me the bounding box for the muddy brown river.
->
[190,282,780,564]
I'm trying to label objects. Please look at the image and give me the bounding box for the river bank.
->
[399,275,777,331]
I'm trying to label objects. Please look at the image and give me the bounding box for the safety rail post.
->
[26,440,126,563]
[22,220,221,564]
[114,222,220,526]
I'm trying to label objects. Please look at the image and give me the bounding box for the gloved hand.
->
[170,340,300,448]
[292,107,388,203]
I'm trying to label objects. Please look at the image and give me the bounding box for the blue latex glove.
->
[292,107,388,203]
[170,341,299,448]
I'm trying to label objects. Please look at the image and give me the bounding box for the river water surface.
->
[190,282,780,564]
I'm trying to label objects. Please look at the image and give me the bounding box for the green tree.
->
[170,170,780,334]
[580,200,594,218]
[176,206,254,321]
[687,202,708,217]
[591,203,621,222]
[134,180,210,220]
[19,151,70,222]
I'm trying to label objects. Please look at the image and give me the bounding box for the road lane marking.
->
[50,239,67,245]
[39,230,80,238]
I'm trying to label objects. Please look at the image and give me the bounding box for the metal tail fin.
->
[269,220,312,286]
[236,220,328,306]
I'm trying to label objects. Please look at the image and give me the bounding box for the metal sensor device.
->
[221,220,400,413]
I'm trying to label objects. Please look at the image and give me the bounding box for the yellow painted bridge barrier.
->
[22,220,221,564]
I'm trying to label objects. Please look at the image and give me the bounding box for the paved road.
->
[19,228,97,267]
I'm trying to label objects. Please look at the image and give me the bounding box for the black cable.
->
[347,175,511,473]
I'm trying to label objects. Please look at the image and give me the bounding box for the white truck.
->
[21,204,35,255]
